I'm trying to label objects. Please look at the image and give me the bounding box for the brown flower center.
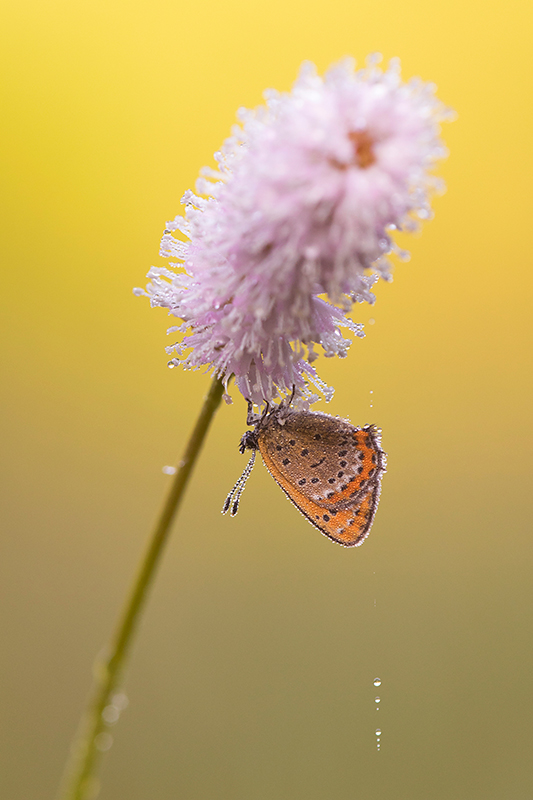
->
[349,130,376,169]
[329,130,376,171]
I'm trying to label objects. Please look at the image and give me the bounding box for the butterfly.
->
[223,398,386,547]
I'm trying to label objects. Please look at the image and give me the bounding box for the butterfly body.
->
[232,401,386,547]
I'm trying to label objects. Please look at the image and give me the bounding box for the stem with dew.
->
[56,376,225,800]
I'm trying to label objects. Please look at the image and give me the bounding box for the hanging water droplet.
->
[375,728,381,736]
[374,696,380,703]
[162,465,177,475]
[373,678,381,687]
[94,732,113,752]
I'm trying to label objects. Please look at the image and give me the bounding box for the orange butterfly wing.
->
[257,413,385,547]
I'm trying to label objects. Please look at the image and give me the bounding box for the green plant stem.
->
[56,376,225,800]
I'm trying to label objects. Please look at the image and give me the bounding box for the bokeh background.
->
[1,1,532,798]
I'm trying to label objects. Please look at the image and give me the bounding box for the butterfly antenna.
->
[221,450,256,516]
[230,451,256,516]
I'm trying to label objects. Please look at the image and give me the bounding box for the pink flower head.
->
[136,54,453,406]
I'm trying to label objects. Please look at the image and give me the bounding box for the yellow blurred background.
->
[1,0,532,798]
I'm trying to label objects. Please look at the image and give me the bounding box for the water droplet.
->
[376,737,380,741]
[368,318,375,325]
[111,692,129,710]
[94,732,113,752]
[162,465,177,475]
[375,696,380,703]
[102,705,120,724]
[373,678,381,687]
[167,360,176,369]
[375,729,381,736]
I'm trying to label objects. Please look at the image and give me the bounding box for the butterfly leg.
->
[288,384,296,406]
[246,399,262,427]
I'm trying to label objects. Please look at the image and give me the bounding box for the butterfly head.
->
[239,429,259,454]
